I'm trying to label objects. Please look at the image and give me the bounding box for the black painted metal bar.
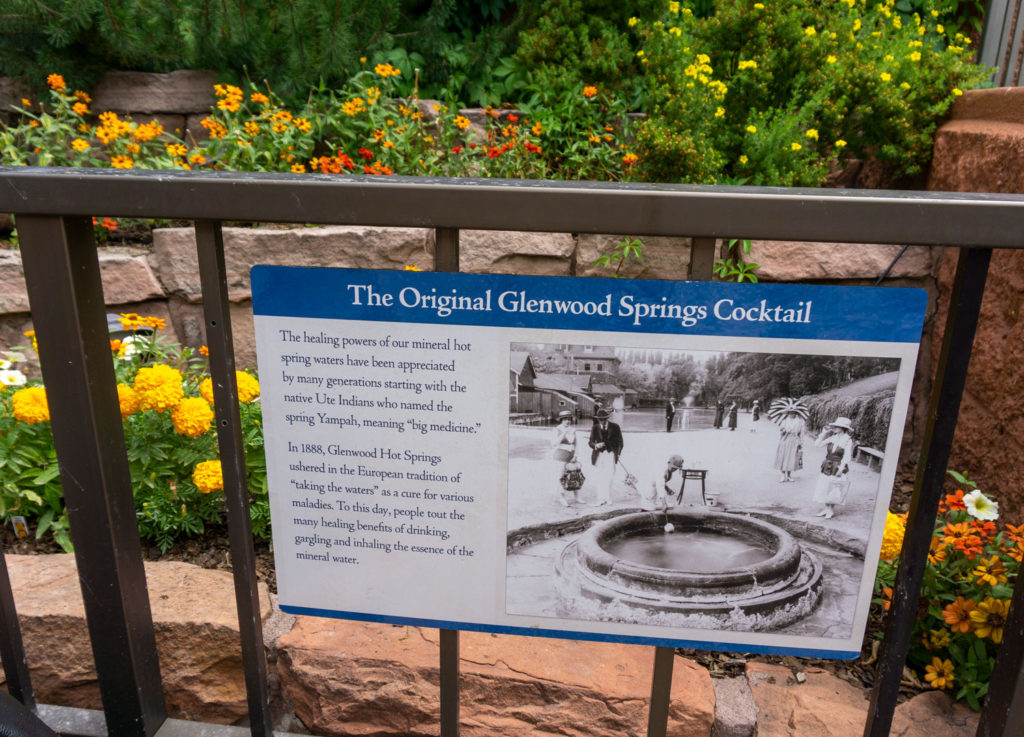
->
[3,168,1024,248]
[647,646,676,737]
[863,247,993,737]
[976,541,1024,736]
[15,214,167,737]
[193,220,274,737]
[0,542,34,707]
[433,227,461,737]
[688,237,718,281]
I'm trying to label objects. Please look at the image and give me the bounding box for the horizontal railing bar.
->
[3,167,1024,248]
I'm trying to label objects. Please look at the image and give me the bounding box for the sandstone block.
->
[746,662,866,737]
[710,675,755,737]
[948,87,1024,125]
[91,70,218,114]
[0,250,164,317]
[276,617,714,737]
[458,230,575,276]
[3,554,272,725]
[151,226,433,303]
[746,241,934,282]
[168,299,258,370]
[891,690,979,737]
[576,234,693,280]
[928,120,1024,193]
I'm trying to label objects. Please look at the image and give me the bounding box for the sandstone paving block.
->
[929,120,1024,193]
[458,230,575,276]
[152,226,433,303]
[3,554,272,725]
[91,70,218,114]
[746,661,978,737]
[275,616,714,737]
[746,241,934,282]
[710,675,755,737]
[577,234,694,280]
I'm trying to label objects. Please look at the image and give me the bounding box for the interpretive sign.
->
[251,266,927,658]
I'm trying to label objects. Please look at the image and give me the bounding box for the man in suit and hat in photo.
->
[588,406,623,506]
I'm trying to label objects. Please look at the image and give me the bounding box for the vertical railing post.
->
[16,214,167,737]
[977,565,1024,737]
[864,247,992,737]
[435,227,461,737]
[194,220,274,736]
[0,543,34,708]
[648,235,718,737]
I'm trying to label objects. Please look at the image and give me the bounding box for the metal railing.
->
[1,166,1023,737]
[981,0,1024,86]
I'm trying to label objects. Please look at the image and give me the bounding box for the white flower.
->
[0,359,10,370]
[118,335,141,360]
[964,489,998,521]
[2,351,25,364]
[0,369,26,386]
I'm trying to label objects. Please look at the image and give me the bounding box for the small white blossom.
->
[0,369,27,386]
[964,489,998,521]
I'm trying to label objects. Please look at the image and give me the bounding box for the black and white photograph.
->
[505,342,903,639]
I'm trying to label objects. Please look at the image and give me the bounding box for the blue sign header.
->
[251,266,927,343]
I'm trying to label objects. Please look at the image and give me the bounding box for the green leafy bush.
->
[630,0,991,187]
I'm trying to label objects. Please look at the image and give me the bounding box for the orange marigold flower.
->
[12,386,49,424]
[117,383,140,418]
[47,74,66,91]
[942,597,976,633]
[171,397,215,437]
[193,460,223,494]
[582,85,598,97]
[133,364,184,412]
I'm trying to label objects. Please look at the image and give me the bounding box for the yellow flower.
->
[805,129,819,140]
[117,384,140,418]
[21,97,31,107]
[110,155,134,169]
[193,460,224,494]
[835,139,848,149]
[454,115,471,130]
[165,143,188,157]
[188,151,207,165]
[952,88,963,97]
[622,152,639,166]
[738,155,748,164]
[790,142,802,151]
[880,72,892,82]
[133,364,184,412]
[250,92,270,105]
[199,372,260,404]
[753,2,764,8]
[628,16,639,27]
[970,597,1011,643]
[901,82,911,90]
[746,125,757,134]
[12,386,49,424]
[973,555,1008,586]
[715,107,725,118]
[374,62,401,78]
[937,24,944,34]
[72,102,89,115]
[71,138,90,152]
[200,377,215,404]
[47,73,66,91]
[924,658,955,689]
[243,121,260,137]
[171,397,215,437]
[804,26,817,36]
[293,117,312,133]
[737,60,758,70]
[668,1,679,13]
[291,163,306,173]
[827,55,837,63]
[879,511,906,559]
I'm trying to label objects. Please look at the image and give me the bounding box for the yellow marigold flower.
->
[880,72,892,82]
[171,397,214,437]
[879,511,906,559]
[72,102,89,115]
[193,460,223,494]
[291,163,306,173]
[835,139,848,148]
[133,364,184,412]
[47,74,66,91]
[237,371,261,402]
[12,386,49,424]
[110,155,134,169]
[790,142,802,151]
[117,383,140,418]
[71,138,89,152]
[746,125,757,134]
[454,115,471,130]
[924,658,955,689]
[970,597,1011,643]
[404,264,423,271]
[738,155,748,164]
[200,377,215,404]
[583,86,598,98]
